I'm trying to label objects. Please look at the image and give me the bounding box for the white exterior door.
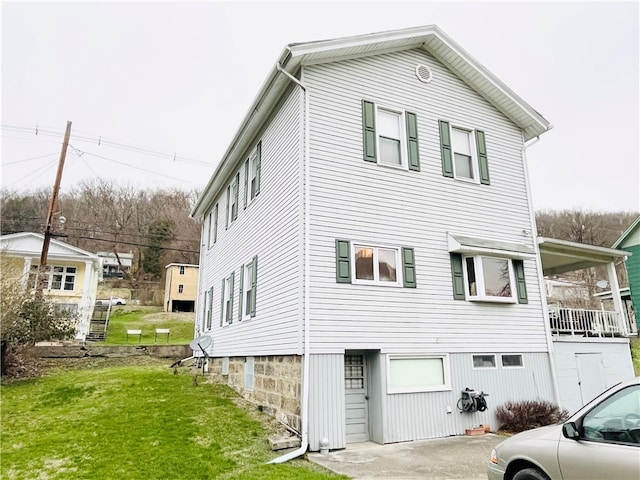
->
[576,353,606,406]
[345,352,369,443]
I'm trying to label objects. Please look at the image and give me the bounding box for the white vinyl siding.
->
[303,48,545,354]
[197,86,303,356]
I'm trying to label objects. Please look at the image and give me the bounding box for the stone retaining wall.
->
[208,355,302,432]
[32,344,192,359]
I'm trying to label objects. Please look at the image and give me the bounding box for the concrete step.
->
[268,434,301,451]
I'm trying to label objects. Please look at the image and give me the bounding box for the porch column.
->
[606,262,626,335]
[81,261,93,307]
[21,257,32,288]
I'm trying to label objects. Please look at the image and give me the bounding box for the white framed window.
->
[245,149,259,206]
[376,106,407,168]
[473,354,497,369]
[178,284,184,294]
[206,212,213,248]
[207,204,218,249]
[501,354,524,368]
[204,287,213,330]
[179,265,185,275]
[353,244,401,286]
[221,274,234,325]
[226,174,239,228]
[387,354,451,393]
[463,255,516,302]
[241,259,255,321]
[244,356,254,391]
[450,125,478,181]
[29,265,76,291]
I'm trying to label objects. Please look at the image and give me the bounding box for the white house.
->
[0,232,102,341]
[190,25,635,454]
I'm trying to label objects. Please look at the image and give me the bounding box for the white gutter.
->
[268,58,311,464]
[521,134,561,406]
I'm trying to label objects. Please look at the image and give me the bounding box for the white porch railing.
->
[548,305,635,337]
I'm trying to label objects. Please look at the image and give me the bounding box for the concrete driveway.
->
[308,434,505,480]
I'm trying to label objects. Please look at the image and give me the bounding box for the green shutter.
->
[335,239,351,283]
[203,289,209,330]
[250,255,257,317]
[362,100,377,163]
[439,120,453,178]
[227,272,235,324]
[206,287,213,329]
[243,159,249,209]
[513,260,528,304]
[225,187,230,230]
[450,253,465,300]
[220,278,225,326]
[402,247,416,288]
[475,130,490,185]
[405,112,420,172]
[213,204,218,243]
[238,265,244,321]
[255,142,261,196]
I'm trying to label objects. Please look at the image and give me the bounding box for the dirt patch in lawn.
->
[138,312,195,323]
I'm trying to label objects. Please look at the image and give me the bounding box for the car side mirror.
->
[562,422,580,440]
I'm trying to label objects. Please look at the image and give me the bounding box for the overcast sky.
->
[1,1,638,213]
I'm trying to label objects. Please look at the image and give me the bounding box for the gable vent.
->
[415,64,433,84]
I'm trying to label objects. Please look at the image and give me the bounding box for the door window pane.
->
[345,354,364,389]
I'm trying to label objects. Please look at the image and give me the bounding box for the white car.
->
[95,297,127,306]
[488,377,640,480]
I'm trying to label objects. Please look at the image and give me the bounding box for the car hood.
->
[504,424,563,443]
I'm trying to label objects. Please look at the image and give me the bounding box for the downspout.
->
[268,59,310,464]
[521,134,561,406]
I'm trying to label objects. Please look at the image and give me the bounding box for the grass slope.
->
[1,361,346,480]
[103,308,195,345]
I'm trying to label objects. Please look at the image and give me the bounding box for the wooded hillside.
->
[1,181,201,284]
[2,184,637,292]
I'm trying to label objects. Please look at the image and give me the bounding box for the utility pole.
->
[36,121,72,295]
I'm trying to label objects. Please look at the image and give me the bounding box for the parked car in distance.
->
[488,377,640,480]
[95,297,127,306]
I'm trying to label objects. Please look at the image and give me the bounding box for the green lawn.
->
[1,359,347,480]
[103,307,195,345]
[631,337,640,376]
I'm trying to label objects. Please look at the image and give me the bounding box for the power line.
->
[69,235,200,254]
[1,123,214,167]
[71,147,204,186]
[1,152,60,166]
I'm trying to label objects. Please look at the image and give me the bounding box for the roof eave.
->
[191,25,551,218]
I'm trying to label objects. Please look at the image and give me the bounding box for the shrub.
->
[496,399,569,433]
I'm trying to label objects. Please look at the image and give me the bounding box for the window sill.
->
[453,176,480,185]
[352,280,403,288]
[388,386,452,394]
[376,162,409,172]
[467,297,517,304]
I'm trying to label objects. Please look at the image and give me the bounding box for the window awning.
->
[447,233,535,259]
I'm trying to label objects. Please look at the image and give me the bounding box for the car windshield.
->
[582,385,640,444]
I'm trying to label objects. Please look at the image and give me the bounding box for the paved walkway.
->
[308,434,505,480]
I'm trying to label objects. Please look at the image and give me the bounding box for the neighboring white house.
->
[0,232,102,341]
[190,25,635,452]
[97,251,133,278]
